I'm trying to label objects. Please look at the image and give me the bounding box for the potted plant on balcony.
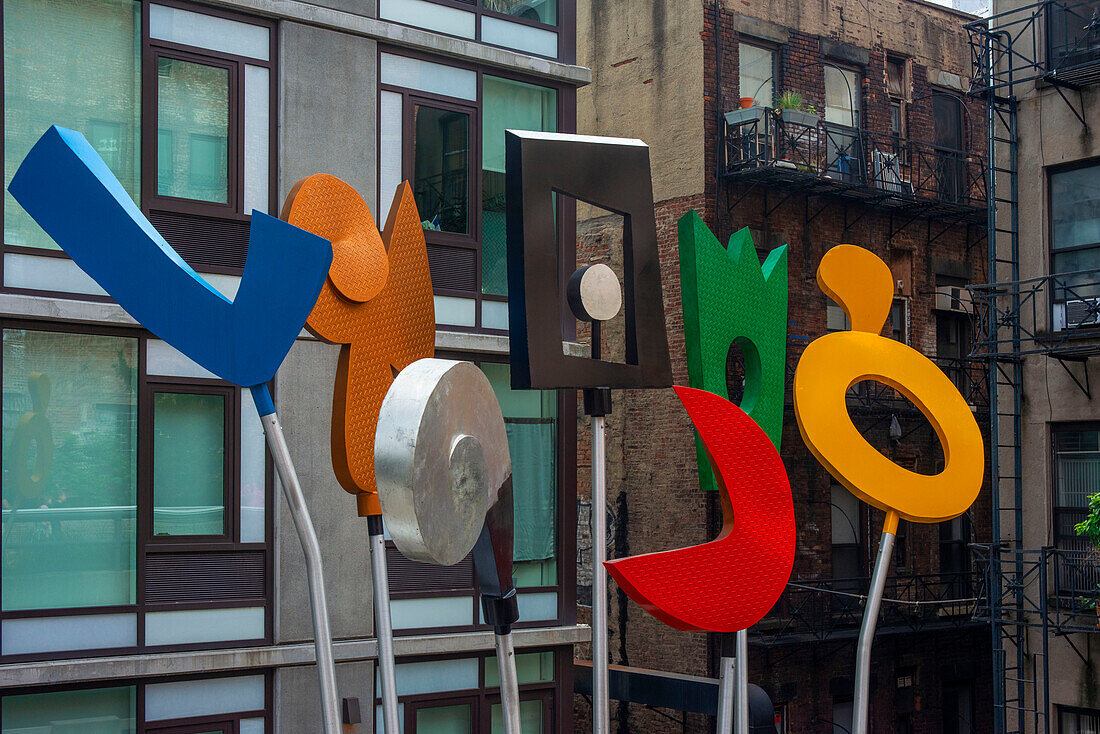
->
[776,90,820,127]
[1074,492,1100,628]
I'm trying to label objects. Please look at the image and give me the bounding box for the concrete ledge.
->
[0,624,590,688]
[206,0,591,86]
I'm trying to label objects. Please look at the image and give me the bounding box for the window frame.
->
[1050,421,1100,551]
[377,0,576,63]
[378,48,576,334]
[1047,157,1100,333]
[1059,704,1100,734]
[737,38,778,108]
[0,319,275,663]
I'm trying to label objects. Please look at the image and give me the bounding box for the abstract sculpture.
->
[9,125,341,733]
[793,244,984,734]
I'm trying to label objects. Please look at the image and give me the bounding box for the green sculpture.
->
[678,211,788,492]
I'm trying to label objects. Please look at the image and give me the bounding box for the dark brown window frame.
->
[0,319,275,663]
[378,48,577,334]
[0,669,273,734]
[1046,156,1100,336]
[378,0,577,64]
[0,0,278,301]
[1051,421,1100,551]
[373,647,567,734]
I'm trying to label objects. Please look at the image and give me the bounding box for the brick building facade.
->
[576,0,994,731]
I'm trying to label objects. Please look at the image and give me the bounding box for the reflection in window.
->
[3,0,141,250]
[491,699,543,733]
[414,105,470,234]
[481,362,557,588]
[481,76,557,296]
[157,57,230,203]
[1051,165,1100,301]
[739,43,774,107]
[2,329,138,611]
[482,0,557,25]
[153,392,226,536]
[1,685,137,733]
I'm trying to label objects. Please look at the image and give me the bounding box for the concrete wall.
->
[279,21,378,212]
[576,0,706,202]
[276,660,374,732]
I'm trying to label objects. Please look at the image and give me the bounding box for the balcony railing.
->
[721,110,987,219]
[752,571,982,645]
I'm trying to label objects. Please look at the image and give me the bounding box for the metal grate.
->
[387,544,475,594]
[145,551,266,603]
[148,210,251,271]
[427,244,477,292]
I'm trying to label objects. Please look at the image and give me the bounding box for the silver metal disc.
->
[566,263,622,322]
[374,358,511,566]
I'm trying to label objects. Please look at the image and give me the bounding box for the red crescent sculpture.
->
[604,386,796,632]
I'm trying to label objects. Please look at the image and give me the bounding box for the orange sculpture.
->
[281,175,435,516]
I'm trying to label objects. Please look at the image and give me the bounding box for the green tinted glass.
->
[485,651,554,688]
[2,685,137,733]
[416,704,472,733]
[481,76,556,296]
[491,700,543,734]
[4,0,141,250]
[482,0,557,25]
[157,57,229,203]
[153,393,226,536]
[2,330,138,611]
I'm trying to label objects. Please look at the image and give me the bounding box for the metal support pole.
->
[591,412,609,734]
[716,654,735,734]
[735,629,749,734]
[495,631,523,734]
[369,519,401,734]
[852,511,899,734]
[256,402,340,734]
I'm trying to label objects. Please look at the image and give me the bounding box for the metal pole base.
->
[852,512,899,734]
[370,521,401,734]
[591,413,609,734]
[495,631,522,734]
[259,411,341,734]
[716,655,735,734]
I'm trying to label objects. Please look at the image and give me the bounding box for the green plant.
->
[1075,492,1100,547]
[776,90,804,110]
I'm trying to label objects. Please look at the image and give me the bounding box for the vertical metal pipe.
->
[370,526,401,733]
[591,413,610,734]
[715,655,736,734]
[735,630,749,734]
[259,411,341,734]
[852,517,898,734]
[496,631,523,734]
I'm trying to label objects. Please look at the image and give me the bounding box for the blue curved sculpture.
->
[8,125,332,394]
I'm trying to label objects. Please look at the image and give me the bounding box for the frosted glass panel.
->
[150,4,270,60]
[4,252,108,296]
[380,91,404,224]
[391,596,473,629]
[153,393,226,536]
[244,65,270,215]
[240,718,265,734]
[2,613,137,655]
[145,607,264,645]
[147,340,217,379]
[435,296,477,327]
[206,273,241,300]
[380,0,476,38]
[385,657,479,696]
[2,686,136,733]
[145,674,265,721]
[485,652,554,687]
[380,53,477,101]
[481,17,557,58]
[241,390,266,543]
[517,592,557,621]
[2,330,138,611]
[482,301,509,330]
[4,0,141,251]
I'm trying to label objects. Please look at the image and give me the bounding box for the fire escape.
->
[966,2,1100,732]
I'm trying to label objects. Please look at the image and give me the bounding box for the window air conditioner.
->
[872,151,911,195]
[934,285,971,313]
[1054,297,1100,331]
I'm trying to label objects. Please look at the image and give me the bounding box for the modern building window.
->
[380,52,564,330]
[2,685,137,733]
[738,42,775,107]
[3,0,141,252]
[1053,424,1100,550]
[377,0,563,59]
[1050,163,1100,320]
[0,325,271,658]
[483,0,557,25]
[1059,705,1100,733]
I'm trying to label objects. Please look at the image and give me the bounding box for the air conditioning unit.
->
[1054,297,1100,331]
[934,285,972,313]
[872,150,911,195]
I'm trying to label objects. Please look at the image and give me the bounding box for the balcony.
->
[721,110,987,221]
[752,572,983,645]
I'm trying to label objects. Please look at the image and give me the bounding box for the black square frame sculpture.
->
[505,130,672,390]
